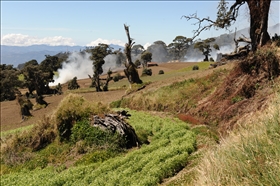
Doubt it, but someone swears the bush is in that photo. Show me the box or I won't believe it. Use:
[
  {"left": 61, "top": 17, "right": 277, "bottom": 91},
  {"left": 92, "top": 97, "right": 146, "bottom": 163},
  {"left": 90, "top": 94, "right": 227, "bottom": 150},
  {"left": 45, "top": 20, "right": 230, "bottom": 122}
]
[
  {"left": 158, "top": 70, "right": 164, "bottom": 75},
  {"left": 142, "top": 68, "right": 152, "bottom": 76},
  {"left": 192, "top": 65, "right": 199, "bottom": 70},
  {"left": 54, "top": 94, "right": 110, "bottom": 142},
  {"left": 68, "top": 77, "right": 80, "bottom": 90},
  {"left": 70, "top": 120, "right": 125, "bottom": 149},
  {"left": 209, "top": 57, "right": 214, "bottom": 62},
  {"left": 113, "top": 73, "right": 122, "bottom": 82}
]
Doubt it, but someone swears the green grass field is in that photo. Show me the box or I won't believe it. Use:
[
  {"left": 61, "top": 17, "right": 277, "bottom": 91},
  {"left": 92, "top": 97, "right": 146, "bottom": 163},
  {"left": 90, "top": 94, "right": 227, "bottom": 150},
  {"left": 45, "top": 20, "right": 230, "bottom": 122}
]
[{"left": 1, "top": 110, "right": 196, "bottom": 186}]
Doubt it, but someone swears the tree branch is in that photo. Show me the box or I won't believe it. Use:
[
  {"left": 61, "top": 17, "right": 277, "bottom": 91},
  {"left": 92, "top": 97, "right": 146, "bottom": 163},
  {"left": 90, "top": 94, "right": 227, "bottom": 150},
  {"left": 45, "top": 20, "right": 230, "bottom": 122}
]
[{"left": 182, "top": 0, "right": 246, "bottom": 40}]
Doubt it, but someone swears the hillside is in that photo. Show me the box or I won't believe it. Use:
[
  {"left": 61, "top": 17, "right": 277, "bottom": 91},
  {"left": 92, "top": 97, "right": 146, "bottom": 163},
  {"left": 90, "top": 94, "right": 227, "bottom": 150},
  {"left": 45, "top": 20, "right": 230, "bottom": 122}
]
[{"left": 1, "top": 45, "right": 280, "bottom": 186}]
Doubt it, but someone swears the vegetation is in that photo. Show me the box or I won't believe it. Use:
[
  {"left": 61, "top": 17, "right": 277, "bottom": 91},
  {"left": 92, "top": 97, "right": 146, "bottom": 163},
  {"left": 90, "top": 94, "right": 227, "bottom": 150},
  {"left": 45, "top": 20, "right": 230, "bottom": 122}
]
[
  {"left": 140, "top": 51, "right": 152, "bottom": 68},
  {"left": 67, "top": 77, "right": 80, "bottom": 90},
  {"left": 1, "top": 105, "right": 196, "bottom": 185},
  {"left": 0, "top": 64, "right": 22, "bottom": 101},
  {"left": 1, "top": 1, "right": 279, "bottom": 185},
  {"left": 194, "top": 93, "right": 280, "bottom": 185},
  {"left": 168, "top": 36, "right": 192, "bottom": 60},
  {"left": 88, "top": 43, "right": 113, "bottom": 92},
  {"left": 114, "top": 68, "right": 228, "bottom": 113},
  {"left": 194, "top": 38, "right": 219, "bottom": 61},
  {"left": 123, "top": 24, "right": 143, "bottom": 85},
  {"left": 183, "top": 0, "right": 272, "bottom": 51}
]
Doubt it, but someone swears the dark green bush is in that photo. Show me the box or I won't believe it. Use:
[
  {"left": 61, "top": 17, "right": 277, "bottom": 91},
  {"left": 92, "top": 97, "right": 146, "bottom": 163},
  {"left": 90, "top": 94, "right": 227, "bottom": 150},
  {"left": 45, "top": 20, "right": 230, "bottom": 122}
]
[
  {"left": 158, "top": 70, "right": 164, "bottom": 75},
  {"left": 54, "top": 94, "right": 110, "bottom": 142},
  {"left": 192, "top": 65, "right": 199, "bottom": 70},
  {"left": 142, "top": 68, "right": 152, "bottom": 76},
  {"left": 71, "top": 120, "right": 126, "bottom": 150},
  {"left": 68, "top": 77, "right": 80, "bottom": 90}
]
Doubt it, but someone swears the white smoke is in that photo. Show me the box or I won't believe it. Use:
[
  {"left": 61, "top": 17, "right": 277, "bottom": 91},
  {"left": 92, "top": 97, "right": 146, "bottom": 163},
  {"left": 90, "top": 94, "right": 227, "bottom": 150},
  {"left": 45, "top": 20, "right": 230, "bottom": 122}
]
[
  {"left": 49, "top": 52, "right": 124, "bottom": 86},
  {"left": 50, "top": 52, "right": 93, "bottom": 86}
]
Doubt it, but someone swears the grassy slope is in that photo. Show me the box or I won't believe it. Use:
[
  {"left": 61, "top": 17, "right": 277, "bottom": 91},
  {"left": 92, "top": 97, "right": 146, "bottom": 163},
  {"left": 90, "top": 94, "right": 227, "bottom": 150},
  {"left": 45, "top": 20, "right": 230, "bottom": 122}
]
[
  {"left": 1, "top": 111, "right": 196, "bottom": 186},
  {"left": 1, "top": 58, "right": 280, "bottom": 186}
]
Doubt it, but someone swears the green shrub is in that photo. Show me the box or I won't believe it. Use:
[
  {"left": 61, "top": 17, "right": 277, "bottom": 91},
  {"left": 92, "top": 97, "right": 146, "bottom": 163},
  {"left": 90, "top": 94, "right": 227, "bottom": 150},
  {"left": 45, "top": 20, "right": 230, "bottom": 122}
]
[
  {"left": 54, "top": 94, "right": 109, "bottom": 142},
  {"left": 142, "top": 68, "right": 152, "bottom": 76},
  {"left": 158, "top": 70, "right": 164, "bottom": 75},
  {"left": 209, "top": 57, "right": 214, "bottom": 62},
  {"left": 192, "top": 65, "right": 199, "bottom": 70},
  {"left": 113, "top": 73, "right": 121, "bottom": 82},
  {"left": 67, "top": 77, "right": 80, "bottom": 90},
  {"left": 70, "top": 119, "right": 125, "bottom": 148}
]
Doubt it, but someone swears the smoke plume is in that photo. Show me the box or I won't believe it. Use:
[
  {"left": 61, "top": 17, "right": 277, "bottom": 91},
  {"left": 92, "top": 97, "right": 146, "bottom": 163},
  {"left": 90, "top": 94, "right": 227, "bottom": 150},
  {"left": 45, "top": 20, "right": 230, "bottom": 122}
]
[{"left": 50, "top": 52, "right": 122, "bottom": 86}]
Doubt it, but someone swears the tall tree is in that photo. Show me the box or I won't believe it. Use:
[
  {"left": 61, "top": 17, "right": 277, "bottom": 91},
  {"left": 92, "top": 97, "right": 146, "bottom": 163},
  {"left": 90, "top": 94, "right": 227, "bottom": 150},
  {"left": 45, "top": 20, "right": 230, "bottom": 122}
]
[
  {"left": 183, "top": 0, "right": 272, "bottom": 51},
  {"left": 194, "top": 38, "right": 220, "bottom": 61},
  {"left": 0, "top": 64, "right": 21, "bottom": 101},
  {"left": 89, "top": 43, "right": 113, "bottom": 92},
  {"left": 131, "top": 44, "right": 145, "bottom": 56},
  {"left": 123, "top": 24, "right": 143, "bottom": 85},
  {"left": 21, "top": 58, "right": 54, "bottom": 98},
  {"left": 168, "top": 36, "right": 192, "bottom": 60},
  {"left": 147, "top": 40, "right": 169, "bottom": 62}
]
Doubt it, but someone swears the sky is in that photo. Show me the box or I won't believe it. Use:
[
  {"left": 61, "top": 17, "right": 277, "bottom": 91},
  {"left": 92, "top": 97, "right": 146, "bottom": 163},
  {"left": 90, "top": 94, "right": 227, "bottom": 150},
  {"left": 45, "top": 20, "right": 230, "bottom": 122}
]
[{"left": 1, "top": 1, "right": 279, "bottom": 48}]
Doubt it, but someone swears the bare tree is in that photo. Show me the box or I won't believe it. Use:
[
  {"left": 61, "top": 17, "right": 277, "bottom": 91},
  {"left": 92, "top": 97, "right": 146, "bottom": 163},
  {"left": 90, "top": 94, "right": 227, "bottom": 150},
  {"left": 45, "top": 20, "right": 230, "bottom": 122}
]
[
  {"left": 123, "top": 24, "right": 143, "bottom": 85},
  {"left": 183, "top": 0, "right": 271, "bottom": 51}
]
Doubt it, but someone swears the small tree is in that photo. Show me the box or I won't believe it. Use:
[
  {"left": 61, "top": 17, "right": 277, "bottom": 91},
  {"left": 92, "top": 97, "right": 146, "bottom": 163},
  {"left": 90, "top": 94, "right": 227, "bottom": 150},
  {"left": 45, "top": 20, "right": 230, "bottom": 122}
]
[
  {"left": 89, "top": 43, "right": 113, "bottom": 92},
  {"left": 194, "top": 38, "right": 219, "bottom": 61},
  {"left": 140, "top": 51, "right": 152, "bottom": 68}
]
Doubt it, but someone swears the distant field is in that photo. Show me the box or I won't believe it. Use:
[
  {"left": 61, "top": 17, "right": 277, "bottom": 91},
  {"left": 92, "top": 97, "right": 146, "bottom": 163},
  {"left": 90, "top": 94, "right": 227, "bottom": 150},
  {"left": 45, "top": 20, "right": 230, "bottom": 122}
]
[{"left": 1, "top": 61, "right": 227, "bottom": 132}]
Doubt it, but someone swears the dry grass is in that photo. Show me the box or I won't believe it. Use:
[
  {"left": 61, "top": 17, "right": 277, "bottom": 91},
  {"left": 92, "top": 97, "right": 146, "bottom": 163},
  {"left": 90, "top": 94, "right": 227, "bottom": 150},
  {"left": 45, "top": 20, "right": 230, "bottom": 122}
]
[{"left": 193, "top": 92, "right": 280, "bottom": 186}]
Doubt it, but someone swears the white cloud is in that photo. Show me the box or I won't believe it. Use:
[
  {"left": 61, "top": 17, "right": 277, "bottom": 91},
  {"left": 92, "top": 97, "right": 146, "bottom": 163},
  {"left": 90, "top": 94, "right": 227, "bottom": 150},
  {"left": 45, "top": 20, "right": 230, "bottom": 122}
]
[
  {"left": 144, "top": 42, "right": 151, "bottom": 49},
  {"left": 1, "top": 34, "right": 76, "bottom": 46},
  {"left": 86, "top": 38, "right": 125, "bottom": 47}
]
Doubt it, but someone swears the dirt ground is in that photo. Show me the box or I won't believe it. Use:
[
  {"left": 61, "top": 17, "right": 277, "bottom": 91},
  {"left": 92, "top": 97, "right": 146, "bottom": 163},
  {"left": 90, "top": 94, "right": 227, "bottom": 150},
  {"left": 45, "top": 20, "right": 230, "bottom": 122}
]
[{"left": 1, "top": 62, "right": 231, "bottom": 132}]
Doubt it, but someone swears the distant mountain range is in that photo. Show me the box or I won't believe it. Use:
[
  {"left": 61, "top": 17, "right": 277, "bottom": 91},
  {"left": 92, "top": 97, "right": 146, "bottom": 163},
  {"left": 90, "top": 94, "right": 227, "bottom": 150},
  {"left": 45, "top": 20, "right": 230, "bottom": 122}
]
[
  {"left": 0, "top": 44, "right": 124, "bottom": 67},
  {"left": 1, "top": 23, "right": 278, "bottom": 67}
]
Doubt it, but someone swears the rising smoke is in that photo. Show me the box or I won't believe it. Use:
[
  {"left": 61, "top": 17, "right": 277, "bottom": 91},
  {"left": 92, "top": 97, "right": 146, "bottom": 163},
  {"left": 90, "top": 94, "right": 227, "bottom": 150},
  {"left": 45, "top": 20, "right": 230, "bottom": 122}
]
[{"left": 50, "top": 52, "right": 122, "bottom": 86}]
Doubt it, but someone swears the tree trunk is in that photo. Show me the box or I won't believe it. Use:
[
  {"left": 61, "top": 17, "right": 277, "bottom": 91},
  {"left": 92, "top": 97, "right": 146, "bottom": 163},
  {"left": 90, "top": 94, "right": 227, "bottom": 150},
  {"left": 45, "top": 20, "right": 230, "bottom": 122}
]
[
  {"left": 246, "top": 0, "right": 271, "bottom": 51},
  {"left": 123, "top": 24, "right": 142, "bottom": 84}
]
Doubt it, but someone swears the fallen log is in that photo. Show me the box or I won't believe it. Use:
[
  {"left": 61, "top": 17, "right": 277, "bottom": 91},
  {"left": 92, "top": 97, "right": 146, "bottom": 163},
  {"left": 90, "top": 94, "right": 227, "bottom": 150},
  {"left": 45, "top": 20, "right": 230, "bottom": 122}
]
[{"left": 91, "top": 110, "right": 140, "bottom": 148}]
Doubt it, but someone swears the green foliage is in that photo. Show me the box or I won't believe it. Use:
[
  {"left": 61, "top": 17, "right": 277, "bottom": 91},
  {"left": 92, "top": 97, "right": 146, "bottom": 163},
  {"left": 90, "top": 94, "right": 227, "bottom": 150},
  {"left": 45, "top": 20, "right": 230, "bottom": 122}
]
[
  {"left": 142, "top": 68, "right": 152, "bottom": 76},
  {"left": 192, "top": 65, "right": 199, "bottom": 70},
  {"left": 113, "top": 73, "right": 122, "bottom": 82},
  {"left": 141, "top": 51, "right": 152, "bottom": 68},
  {"left": 0, "top": 64, "right": 22, "bottom": 101},
  {"left": 168, "top": 36, "right": 192, "bottom": 60},
  {"left": 117, "top": 69, "right": 228, "bottom": 113},
  {"left": 70, "top": 120, "right": 125, "bottom": 149},
  {"left": 21, "top": 59, "right": 54, "bottom": 97},
  {"left": 54, "top": 94, "right": 110, "bottom": 141},
  {"left": 1, "top": 111, "right": 196, "bottom": 186},
  {"left": 231, "top": 95, "right": 244, "bottom": 103},
  {"left": 194, "top": 38, "right": 219, "bottom": 61},
  {"left": 67, "top": 77, "right": 80, "bottom": 90},
  {"left": 89, "top": 43, "right": 113, "bottom": 92},
  {"left": 158, "top": 70, "right": 165, "bottom": 75}
]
